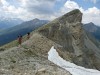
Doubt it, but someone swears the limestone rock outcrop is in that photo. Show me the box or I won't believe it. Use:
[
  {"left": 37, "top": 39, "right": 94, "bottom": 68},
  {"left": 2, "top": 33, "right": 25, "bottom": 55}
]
[{"left": 38, "top": 9, "right": 100, "bottom": 70}]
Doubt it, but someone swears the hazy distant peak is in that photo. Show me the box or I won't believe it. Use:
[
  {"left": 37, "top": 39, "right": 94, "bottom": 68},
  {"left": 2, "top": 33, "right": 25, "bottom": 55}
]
[
  {"left": 83, "top": 22, "right": 98, "bottom": 32},
  {"left": 87, "top": 22, "right": 95, "bottom": 26},
  {"left": 89, "top": 22, "right": 94, "bottom": 24},
  {"left": 32, "top": 18, "right": 40, "bottom": 21}
]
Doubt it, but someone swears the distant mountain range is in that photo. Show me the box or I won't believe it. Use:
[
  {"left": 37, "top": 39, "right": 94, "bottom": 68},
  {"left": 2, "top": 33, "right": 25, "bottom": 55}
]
[
  {"left": 0, "top": 17, "right": 100, "bottom": 46},
  {"left": 0, "top": 18, "right": 49, "bottom": 46},
  {"left": 0, "top": 18, "right": 23, "bottom": 30},
  {"left": 83, "top": 22, "right": 100, "bottom": 41}
]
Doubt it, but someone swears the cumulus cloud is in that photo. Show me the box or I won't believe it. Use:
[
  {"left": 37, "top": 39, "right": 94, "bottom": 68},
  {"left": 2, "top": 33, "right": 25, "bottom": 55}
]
[
  {"left": 0, "top": 0, "right": 30, "bottom": 20},
  {"left": 60, "top": 0, "right": 100, "bottom": 25},
  {"left": 61, "top": 0, "right": 80, "bottom": 14},
  {"left": 0, "top": 0, "right": 2, "bottom": 5},
  {"left": 0, "top": 0, "right": 60, "bottom": 20},
  {"left": 0, "top": 0, "right": 9, "bottom": 6},
  {"left": 0, "top": 0, "right": 100, "bottom": 25},
  {"left": 18, "top": 0, "right": 57, "bottom": 14},
  {"left": 82, "top": 7, "right": 100, "bottom": 25}
]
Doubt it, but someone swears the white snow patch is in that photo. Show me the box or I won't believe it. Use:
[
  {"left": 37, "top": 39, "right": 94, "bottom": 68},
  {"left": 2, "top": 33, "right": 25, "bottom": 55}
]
[{"left": 48, "top": 46, "right": 100, "bottom": 75}]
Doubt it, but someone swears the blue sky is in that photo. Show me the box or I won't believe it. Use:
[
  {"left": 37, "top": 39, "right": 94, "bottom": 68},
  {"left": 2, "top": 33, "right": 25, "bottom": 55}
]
[
  {"left": 74, "top": 0, "right": 100, "bottom": 9},
  {"left": 0, "top": 0, "right": 100, "bottom": 25},
  {"left": 55, "top": 0, "right": 100, "bottom": 10}
]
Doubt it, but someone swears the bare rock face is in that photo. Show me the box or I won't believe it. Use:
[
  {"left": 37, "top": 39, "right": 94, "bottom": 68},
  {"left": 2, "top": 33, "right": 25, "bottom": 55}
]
[
  {"left": 38, "top": 9, "right": 100, "bottom": 70},
  {"left": 38, "top": 9, "right": 84, "bottom": 55},
  {"left": 38, "top": 9, "right": 83, "bottom": 51}
]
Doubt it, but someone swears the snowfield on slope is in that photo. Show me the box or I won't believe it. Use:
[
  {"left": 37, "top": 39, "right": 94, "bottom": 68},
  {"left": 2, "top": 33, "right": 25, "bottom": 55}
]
[{"left": 48, "top": 46, "right": 100, "bottom": 75}]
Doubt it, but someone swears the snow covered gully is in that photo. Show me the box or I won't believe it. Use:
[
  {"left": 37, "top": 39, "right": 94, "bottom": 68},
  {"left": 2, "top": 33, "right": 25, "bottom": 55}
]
[{"left": 48, "top": 46, "right": 100, "bottom": 75}]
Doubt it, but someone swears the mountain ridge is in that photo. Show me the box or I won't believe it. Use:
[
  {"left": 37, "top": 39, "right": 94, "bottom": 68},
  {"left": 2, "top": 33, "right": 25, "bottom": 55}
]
[
  {"left": 83, "top": 22, "right": 100, "bottom": 41},
  {"left": 37, "top": 9, "right": 100, "bottom": 70},
  {"left": 0, "top": 9, "right": 100, "bottom": 75},
  {"left": 0, "top": 18, "right": 23, "bottom": 30}
]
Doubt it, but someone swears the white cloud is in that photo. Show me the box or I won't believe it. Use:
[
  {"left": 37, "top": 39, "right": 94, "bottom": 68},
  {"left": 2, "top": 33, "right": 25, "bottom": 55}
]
[
  {"left": 0, "top": 0, "right": 59, "bottom": 21},
  {"left": 60, "top": 0, "right": 84, "bottom": 15},
  {"left": 91, "top": 0, "right": 97, "bottom": 4},
  {"left": 64, "top": 0, "right": 79, "bottom": 9},
  {"left": 60, "top": 0, "right": 100, "bottom": 25},
  {"left": 0, "top": 0, "right": 9, "bottom": 6},
  {"left": 17, "top": 0, "right": 56, "bottom": 14},
  {"left": 0, "top": 0, "right": 30, "bottom": 20},
  {"left": 0, "top": 0, "right": 2, "bottom": 5},
  {"left": 82, "top": 7, "right": 100, "bottom": 25},
  {"left": 0, "top": 0, "right": 100, "bottom": 25}
]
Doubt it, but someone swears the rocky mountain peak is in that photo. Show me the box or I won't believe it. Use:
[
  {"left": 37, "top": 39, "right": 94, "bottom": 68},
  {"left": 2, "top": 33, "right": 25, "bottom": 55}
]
[
  {"left": 38, "top": 9, "right": 100, "bottom": 69},
  {"left": 32, "top": 18, "right": 39, "bottom": 21},
  {"left": 59, "top": 9, "right": 82, "bottom": 23},
  {"left": 38, "top": 9, "right": 84, "bottom": 50},
  {"left": 84, "top": 22, "right": 98, "bottom": 32}
]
